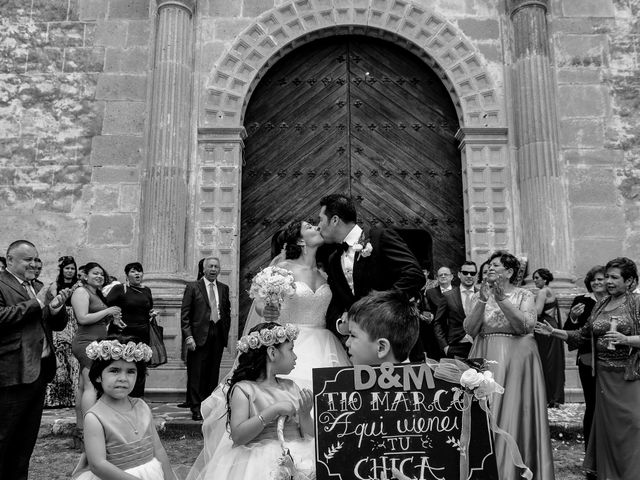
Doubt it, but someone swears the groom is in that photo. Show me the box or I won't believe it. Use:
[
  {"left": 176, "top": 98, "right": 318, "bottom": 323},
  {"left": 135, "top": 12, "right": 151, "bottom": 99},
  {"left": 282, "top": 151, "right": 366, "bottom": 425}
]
[{"left": 318, "top": 194, "right": 425, "bottom": 338}]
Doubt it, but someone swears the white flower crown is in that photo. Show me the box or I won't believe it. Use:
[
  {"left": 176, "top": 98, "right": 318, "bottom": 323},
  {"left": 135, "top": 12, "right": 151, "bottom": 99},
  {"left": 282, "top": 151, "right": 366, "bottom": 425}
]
[
  {"left": 236, "top": 323, "right": 299, "bottom": 354},
  {"left": 86, "top": 339, "right": 153, "bottom": 363}
]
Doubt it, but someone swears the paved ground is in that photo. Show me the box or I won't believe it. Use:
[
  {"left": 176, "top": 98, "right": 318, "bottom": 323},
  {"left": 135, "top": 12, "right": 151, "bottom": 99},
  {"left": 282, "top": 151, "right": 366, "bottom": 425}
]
[{"left": 41, "top": 401, "right": 585, "bottom": 437}]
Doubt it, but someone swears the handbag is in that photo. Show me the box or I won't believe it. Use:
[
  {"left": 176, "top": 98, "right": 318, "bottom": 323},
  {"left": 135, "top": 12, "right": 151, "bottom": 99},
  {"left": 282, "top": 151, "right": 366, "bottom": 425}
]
[
  {"left": 624, "top": 294, "right": 640, "bottom": 381},
  {"left": 148, "top": 316, "right": 168, "bottom": 367}
]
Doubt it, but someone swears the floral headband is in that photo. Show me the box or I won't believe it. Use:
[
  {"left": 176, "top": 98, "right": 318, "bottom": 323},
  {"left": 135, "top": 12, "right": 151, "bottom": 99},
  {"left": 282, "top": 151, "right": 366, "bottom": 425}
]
[
  {"left": 236, "top": 323, "right": 299, "bottom": 354},
  {"left": 86, "top": 339, "right": 153, "bottom": 363}
]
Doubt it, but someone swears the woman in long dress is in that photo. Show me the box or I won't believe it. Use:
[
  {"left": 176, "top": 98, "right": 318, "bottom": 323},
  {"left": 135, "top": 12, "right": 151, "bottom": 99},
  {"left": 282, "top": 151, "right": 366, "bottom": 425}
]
[
  {"left": 532, "top": 268, "right": 565, "bottom": 407},
  {"left": 536, "top": 257, "right": 640, "bottom": 480},
  {"left": 563, "top": 265, "right": 606, "bottom": 445},
  {"left": 464, "top": 251, "right": 555, "bottom": 480},
  {"left": 251, "top": 220, "right": 351, "bottom": 390},
  {"left": 44, "top": 255, "right": 80, "bottom": 408}
]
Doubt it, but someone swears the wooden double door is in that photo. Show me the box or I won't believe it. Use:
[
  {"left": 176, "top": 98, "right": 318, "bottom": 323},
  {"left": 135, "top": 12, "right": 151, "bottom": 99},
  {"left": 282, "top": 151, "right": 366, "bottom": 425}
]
[{"left": 240, "top": 36, "right": 463, "bottom": 327}]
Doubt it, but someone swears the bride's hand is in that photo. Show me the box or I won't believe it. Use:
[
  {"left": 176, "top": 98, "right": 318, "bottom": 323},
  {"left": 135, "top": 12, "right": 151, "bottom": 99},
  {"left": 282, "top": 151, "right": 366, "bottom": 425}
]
[{"left": 262, "top": 304, "right": 280, "bottom": 321}]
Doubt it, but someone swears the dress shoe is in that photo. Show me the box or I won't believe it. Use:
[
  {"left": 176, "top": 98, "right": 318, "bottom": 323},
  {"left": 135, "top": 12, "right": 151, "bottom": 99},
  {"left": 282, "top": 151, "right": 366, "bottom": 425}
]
[
  {"left": 192, "top": 412, "right": 203, "bottom": 421},
  {"left": 177, "top": 402, "right": 190, "bottom": 408}
]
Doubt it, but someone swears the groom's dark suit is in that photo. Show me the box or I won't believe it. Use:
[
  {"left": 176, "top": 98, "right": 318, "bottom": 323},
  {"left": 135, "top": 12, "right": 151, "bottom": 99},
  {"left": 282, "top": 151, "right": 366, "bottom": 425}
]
[
  {"left": 0, "top": 270, "right": 67, "bottom": 480},
  {"left": 325, "top": 227, "right": 424, "bottom": 337}
]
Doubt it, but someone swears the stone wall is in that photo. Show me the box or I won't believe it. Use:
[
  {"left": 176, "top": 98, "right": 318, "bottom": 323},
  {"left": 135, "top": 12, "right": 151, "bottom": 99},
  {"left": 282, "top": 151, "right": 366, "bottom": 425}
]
[
  {"left": 552, "top": 0, "right": 640, "bottom": 280},
  {"left": 0, "top": 0, "right": 152, "bottom": 280}
]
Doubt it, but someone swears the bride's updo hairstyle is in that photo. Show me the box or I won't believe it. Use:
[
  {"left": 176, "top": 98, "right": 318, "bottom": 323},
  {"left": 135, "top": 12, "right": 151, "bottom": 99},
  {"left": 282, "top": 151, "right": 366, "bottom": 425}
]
[
  {"left": 283, "top": 221, "right": 304, "bottom": 260},
  {"left": 225, "top": 322, "right": 285, "bottom": 429}
]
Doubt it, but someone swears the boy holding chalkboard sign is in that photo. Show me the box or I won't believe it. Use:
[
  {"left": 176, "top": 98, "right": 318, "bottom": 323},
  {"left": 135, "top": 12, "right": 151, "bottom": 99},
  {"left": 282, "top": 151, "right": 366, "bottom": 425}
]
[{"left": 345, "top": 290, "right": 420, "bottom": 365}]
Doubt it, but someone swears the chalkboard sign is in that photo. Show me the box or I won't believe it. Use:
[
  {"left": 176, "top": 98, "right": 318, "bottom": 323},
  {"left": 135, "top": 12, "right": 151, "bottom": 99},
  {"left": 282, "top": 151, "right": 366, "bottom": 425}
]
[{"left": 313, "top": 363, "right": 498, "bottom": 480}]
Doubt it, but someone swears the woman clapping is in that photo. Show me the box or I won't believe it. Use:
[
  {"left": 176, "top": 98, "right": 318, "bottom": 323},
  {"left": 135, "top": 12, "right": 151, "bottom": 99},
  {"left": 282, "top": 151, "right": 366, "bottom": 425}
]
[{"left": 465, "top": 251, "right": 555, "bottom": 480}]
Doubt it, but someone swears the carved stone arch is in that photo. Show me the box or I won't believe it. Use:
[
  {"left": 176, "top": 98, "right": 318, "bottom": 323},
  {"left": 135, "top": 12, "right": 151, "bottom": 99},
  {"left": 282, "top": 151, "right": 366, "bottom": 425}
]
[{"left": 200, "top": 0, "right": 503, "bottom": 129}]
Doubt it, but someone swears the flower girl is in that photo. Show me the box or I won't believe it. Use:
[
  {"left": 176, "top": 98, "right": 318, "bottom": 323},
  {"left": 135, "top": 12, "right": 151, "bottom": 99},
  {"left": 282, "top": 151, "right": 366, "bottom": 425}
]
[
  {"left": 72, "top": 336, "right": 176, "bottom": 480},
  {"left": 187, "top": 322, "right": 315, "bottom": 480}
]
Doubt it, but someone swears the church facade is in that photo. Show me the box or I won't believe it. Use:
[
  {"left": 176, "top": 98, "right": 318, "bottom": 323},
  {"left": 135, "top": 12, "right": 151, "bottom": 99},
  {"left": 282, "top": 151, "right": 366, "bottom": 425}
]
[{"left": 1, "top": 0, "right": 638, "bottom": 398}]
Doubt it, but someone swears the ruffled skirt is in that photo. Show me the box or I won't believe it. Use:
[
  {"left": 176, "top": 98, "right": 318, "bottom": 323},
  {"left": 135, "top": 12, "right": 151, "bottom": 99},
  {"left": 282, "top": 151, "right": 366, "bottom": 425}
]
[
  {"left": 74, "top": 457, "right": 164, "bottom": 480},
  {"left": 189, "top": 436, "right": 315, "bottom": 480}
]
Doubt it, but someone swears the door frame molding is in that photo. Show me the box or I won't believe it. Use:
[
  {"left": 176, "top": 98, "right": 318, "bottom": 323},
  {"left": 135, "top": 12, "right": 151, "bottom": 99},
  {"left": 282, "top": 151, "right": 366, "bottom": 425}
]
[{"left": 193, "top": 1, "right": 515, "bottom": 347}]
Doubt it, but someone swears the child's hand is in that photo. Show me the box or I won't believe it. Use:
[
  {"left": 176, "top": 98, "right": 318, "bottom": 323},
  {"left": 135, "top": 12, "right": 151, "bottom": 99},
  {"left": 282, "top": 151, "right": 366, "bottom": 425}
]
[
  {"left": 273, "top": 401, "right": 296, "bottom": 418},
  {"left": 298, "top": 388, "right": 313, "bottom": 416}
]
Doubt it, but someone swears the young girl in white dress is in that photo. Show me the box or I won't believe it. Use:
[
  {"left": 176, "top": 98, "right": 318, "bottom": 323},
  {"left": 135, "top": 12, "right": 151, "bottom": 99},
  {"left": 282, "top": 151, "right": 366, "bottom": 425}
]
[
  {"left": 186, "top": 322, "right": 315, "bottom": 480},
  {"left": 72, "top": 337, "right": 176, "bottom": 480}
]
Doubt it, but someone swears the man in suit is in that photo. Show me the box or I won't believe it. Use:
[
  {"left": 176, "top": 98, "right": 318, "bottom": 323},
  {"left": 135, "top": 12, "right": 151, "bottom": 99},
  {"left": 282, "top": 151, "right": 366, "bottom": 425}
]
[
  {"left": 181, "top": 256, "right": 231, "bottom": 421},
  {"left": 0, "top": 240, "right": 70, "bottom": 480},
  {"left": 318, "top": 194, "right": 425, "bottom": 338},
  {"left": 433, "top": 261, "right": 478, "bottom": 359},
  {"left": 417, "top": 266, "right": 456, "bottom": 360}
]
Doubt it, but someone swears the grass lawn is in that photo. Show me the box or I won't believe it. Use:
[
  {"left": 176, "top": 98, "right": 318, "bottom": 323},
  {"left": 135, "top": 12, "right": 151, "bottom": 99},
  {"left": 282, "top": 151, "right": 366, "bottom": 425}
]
[{"left": 28, "top": 430, "right": 584, "bottom": 479}]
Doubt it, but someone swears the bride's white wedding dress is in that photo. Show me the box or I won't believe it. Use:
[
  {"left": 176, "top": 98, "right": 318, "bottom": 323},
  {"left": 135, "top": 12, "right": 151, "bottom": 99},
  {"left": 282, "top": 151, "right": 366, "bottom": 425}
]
[
  {"left": 185, "top": 281, "right": 349, "bottom": 480},
  {"left": 278, "top": 281, "right": 351, "bottom": 390}
]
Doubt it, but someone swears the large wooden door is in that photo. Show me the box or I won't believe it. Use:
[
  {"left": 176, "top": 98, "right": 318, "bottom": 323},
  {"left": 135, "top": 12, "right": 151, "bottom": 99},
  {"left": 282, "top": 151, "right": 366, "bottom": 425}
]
[{"left": 241, "top": 36, "right": 463, "bottom": 328}]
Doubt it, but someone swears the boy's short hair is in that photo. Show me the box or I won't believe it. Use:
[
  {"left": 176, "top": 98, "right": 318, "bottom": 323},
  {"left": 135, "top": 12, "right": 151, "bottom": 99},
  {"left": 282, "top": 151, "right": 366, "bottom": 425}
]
[{"left": 348, "top": 290, "right": 420, "bottom": 362}]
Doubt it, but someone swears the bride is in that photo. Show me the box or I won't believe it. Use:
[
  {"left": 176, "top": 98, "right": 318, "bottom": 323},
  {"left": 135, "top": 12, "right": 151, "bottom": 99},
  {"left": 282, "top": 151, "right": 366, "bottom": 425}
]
[
  {"left": 246, "top": 220, "right": 351, "bottom": 390},
  {"left": 185, "top": 221, "right": 349, "bottom": 480}
]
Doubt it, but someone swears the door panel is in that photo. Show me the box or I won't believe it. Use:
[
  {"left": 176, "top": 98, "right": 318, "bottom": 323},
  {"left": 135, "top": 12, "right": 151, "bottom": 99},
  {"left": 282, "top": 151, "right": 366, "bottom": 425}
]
[{"left": 241, "top": 36, "right": 463, "bottom": 331}]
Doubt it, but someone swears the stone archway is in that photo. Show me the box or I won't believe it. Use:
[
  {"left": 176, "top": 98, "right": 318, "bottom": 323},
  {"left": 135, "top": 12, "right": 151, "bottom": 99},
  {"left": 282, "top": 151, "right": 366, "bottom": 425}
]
[
  {"left": 200, "top": 1, "right": 503, "bottom": 129},
  {"left": 194, "top": 0, "right": 514, "bottom": 346}
]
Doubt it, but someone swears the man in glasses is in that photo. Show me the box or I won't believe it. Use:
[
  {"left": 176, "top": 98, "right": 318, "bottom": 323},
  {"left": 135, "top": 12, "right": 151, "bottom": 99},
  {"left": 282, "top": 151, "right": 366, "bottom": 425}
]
[
  {"left": 418, "top": 266, "right": 455, "bottom": 360},
  {"left": 433, "top": 261, "right": 478, "bottom": 359}
]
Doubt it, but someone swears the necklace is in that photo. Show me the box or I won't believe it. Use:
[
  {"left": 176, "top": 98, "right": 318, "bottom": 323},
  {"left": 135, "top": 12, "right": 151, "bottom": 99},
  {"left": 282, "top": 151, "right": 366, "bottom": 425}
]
[{"left": 102, "top": 398, "right": 139, "bottom": 434}]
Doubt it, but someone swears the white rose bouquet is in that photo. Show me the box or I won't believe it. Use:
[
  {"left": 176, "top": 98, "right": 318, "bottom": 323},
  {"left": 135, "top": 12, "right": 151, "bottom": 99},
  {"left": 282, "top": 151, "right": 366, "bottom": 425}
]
[
  {"left": 249, "top": 266, "right": 296, "bottom": 308},
  {"left": 460, "top": 368, "right": 504, "bottom": 400}
]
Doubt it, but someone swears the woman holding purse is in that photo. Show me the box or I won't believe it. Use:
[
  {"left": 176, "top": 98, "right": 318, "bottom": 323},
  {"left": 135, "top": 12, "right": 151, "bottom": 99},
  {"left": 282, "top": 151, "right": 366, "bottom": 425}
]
[{"left": 106, "top": 262, "right": 156, "bottom": 397}]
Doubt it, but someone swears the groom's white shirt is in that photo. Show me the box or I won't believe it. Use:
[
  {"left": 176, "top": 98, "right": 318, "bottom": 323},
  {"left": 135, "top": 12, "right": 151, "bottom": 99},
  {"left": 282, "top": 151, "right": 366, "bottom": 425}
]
[{"left": 341, "top": 224, "right": 363, "bottom": 293}]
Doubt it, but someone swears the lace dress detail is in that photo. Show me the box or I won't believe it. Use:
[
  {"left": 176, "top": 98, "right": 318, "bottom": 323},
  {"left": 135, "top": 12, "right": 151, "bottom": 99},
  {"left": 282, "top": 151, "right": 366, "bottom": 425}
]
[
  {"left": 278, "top": 282, "right": 350, "bottom": 390},
  {"left": 279, "top": 282, "right": 332, "bottom": 327}
]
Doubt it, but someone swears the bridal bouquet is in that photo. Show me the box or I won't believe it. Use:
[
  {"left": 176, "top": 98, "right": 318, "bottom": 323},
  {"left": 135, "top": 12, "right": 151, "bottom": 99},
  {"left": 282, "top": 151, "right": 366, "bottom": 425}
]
[{"left": 249, "top": 266, "right": 296, "bottom": 307}]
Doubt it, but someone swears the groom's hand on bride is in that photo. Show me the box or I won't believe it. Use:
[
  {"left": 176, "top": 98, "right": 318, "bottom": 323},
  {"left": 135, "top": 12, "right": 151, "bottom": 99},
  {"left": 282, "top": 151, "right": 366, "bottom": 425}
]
[{"left": 262, "top": 304, "right": 280, "bottom": 321}]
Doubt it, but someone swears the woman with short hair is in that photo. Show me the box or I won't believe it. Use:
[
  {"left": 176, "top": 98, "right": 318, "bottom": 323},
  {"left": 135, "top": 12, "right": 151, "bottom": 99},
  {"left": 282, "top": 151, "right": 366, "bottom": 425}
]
[
  {"left": 465, "top": 251, "right": 555, "bottom": 480},
  {"left": 563, "top": 265, "right": 606, "bottom": 445},
  {"left": 536, "top": 257, "right": 640, "bottom": 479}
]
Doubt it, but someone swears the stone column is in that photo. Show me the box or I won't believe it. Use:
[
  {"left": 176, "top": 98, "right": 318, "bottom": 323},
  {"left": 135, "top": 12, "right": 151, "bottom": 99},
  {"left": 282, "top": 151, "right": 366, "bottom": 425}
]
[
  {"left": 140, "top": 0, "right": 196, "bottom": 282},
  {"left": 509, "top": 0, "right": 573, "bottom": 283}
]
